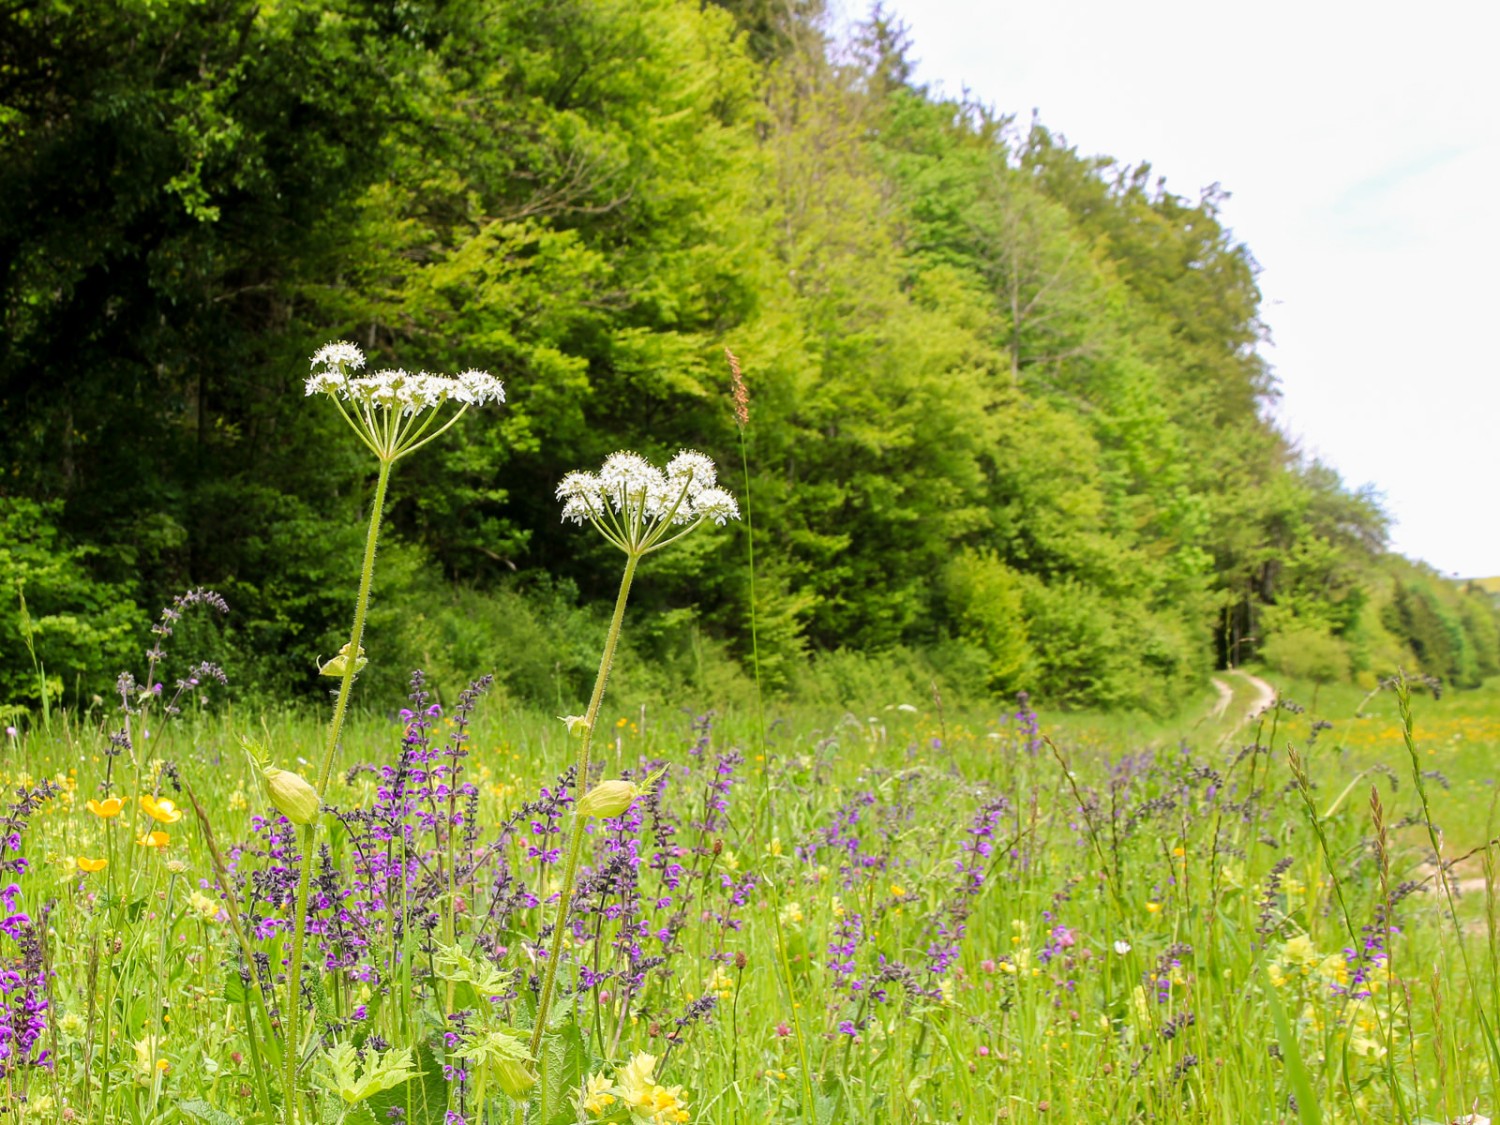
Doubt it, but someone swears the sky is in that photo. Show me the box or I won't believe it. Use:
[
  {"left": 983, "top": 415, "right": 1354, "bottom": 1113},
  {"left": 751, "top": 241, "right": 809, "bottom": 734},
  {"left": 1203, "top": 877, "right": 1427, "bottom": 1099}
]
[{"left": 872, "top": 0, "right": 1500, "bottom": 577}]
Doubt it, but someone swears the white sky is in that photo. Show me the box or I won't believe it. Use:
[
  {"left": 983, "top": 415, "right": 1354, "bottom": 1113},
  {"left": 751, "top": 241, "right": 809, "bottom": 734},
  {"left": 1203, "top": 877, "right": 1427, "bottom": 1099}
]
[{"left": 873, "top": 0, "right": 1500, "bottom": 577}]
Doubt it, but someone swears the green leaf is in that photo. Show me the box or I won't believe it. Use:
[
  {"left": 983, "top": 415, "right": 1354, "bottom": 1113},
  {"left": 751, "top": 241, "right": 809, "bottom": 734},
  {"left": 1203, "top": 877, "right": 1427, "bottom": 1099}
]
[
  {"left": 178, "top": 1100, "right": 244, "bottom": 1125},
  {"left": 222, "top": 963, "right": 246, "bottom": 1005},
  {"left": 1261, "top": 964, "right": 1322, "bottom": 1125},
  {"left": 362, "top": 1042, "right": 449, "bottom": 1125},
  {"left": 541, "top": 1019, "right": 589, "bottom": 1125}
]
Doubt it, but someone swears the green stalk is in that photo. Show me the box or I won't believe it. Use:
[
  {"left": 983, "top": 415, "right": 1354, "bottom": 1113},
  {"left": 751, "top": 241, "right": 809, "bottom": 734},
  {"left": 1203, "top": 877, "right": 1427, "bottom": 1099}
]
[
  {"left": 283, "top": 457, "right": 393, "bottom": 1125},
  {"left": 736, "top": 430, "right": 771, "bottom": 837},
  {"left": 529, "top": 552, "right": 639, "bottom": 1060},
  {"left": 768, "top": 879, "right": 816, "bottom": 1124}
]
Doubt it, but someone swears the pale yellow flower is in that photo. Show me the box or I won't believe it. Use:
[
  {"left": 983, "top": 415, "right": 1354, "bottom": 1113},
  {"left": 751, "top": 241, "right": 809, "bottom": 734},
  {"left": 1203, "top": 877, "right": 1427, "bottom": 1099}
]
[
  {"left": 188, "top": 890, "right": 220, "bottom": 922},
  {"left": 704, "top": 966, "right": 734, "bottom": 1001},
  {"left": 581, "top": 1072, "right": 617, "bottom": 1117}
]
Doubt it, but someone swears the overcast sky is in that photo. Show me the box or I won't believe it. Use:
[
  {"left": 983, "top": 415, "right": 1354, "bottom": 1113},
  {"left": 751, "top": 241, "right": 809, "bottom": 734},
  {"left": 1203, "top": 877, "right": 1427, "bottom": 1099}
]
[{"left": 872, "top": 0, "right": 1499, "bottom": 577}]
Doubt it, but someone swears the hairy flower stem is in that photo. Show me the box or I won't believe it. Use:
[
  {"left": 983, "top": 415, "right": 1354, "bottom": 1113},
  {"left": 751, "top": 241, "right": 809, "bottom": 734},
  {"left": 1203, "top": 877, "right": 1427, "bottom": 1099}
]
[
  {"left": 283, "top": 458, "right": 393, "bottom": 1125},
  {"left": 530, "top": 552, "right": 639, "bottom": 1061}
]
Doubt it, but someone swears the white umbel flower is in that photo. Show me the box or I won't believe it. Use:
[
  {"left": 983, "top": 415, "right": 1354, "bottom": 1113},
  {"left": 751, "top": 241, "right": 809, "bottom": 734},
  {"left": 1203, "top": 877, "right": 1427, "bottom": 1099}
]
[
  {"left": 304, "top": 341, "right": 503, "bottom": 462},
  {"left": 556, "top": 449, "right": 738, "bottom": 555}
]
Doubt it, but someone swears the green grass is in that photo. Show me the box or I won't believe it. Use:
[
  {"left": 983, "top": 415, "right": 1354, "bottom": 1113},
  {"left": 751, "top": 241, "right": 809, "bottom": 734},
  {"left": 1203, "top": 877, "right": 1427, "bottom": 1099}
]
[{"left": 3, "top": 675, "right": 1499, "bottom": 1122}]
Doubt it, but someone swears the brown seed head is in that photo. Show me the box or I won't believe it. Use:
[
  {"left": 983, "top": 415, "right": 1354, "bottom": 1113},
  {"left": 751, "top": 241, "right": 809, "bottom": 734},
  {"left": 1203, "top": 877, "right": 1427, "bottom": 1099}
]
[{"left": 726, "top": 348, "right": 749, "bottom": 428}]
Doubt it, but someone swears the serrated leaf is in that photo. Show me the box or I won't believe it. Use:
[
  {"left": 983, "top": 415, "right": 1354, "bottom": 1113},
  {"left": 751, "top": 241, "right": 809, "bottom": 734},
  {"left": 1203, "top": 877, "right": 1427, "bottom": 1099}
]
[
  {"left": 363, "top": 1042, "right": 449, "bottom": 1125},
  {"left": 541, "top": 1019, "right": 588, "bottom": 1125},
  {"left": 179, "top": 1100, "right": 244, "bottom": 1125},
  {"left": 223, "top": 962, "right": 246, "bottom": 1005}
]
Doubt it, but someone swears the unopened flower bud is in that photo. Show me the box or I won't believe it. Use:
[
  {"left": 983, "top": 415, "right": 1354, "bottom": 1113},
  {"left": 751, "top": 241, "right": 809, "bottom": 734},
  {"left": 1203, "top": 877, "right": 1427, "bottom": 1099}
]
[
  {"left": 494, "top": 1055, "right": 537, "bottom": 1098},
  {"left": 734, "top": 951, "right": 747, "bottom": 970},
  {"left": 318, "top": 643, "right": 368, "bottom": 679},
  {"left": 262, "top": 766, "right": 320, "bottom": 825},
  {"left": 575, "top": 779, "right": 640, "bottom": 819}
]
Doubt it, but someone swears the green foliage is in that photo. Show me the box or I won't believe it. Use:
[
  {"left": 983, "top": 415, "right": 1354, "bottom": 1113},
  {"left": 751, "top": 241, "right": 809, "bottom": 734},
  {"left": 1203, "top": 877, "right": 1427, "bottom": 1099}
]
[
  {"left": 943, "top": 549, "right": 1031, "bottom": 693},
  {"left": 0, "top": 0, "right": 1480, "bottom": 711},
  {"left": 1260, "top": 619, "right": 1351, "bottom": 686},
  {"left": 0, "top": 499, "right": 143, "bottom": 711}
]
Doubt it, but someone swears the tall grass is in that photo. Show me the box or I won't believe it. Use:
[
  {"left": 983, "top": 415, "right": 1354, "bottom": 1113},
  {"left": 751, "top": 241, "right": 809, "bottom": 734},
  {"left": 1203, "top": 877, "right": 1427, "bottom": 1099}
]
[{"left": 2, "top": 672, "right": 1497, "bottom": 1122}]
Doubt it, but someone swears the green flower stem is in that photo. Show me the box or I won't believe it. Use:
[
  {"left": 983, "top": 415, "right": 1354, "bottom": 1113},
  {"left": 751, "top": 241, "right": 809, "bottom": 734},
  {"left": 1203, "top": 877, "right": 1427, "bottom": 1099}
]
[
  {"left": 735, "top": 431, "right": 771, "bottom": 835},
  {"left": 283, "top": 457, "right": 393, "bottom": 1125},
  {"left": 529, "top": 551, "right": 639, "bottom": 1061}
]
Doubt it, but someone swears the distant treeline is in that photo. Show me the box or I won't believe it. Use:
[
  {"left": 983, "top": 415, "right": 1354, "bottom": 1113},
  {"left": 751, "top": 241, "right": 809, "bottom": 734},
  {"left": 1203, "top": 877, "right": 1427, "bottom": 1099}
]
[{"left": 2, "top": 0, "right": 1496, "bottom": 712}]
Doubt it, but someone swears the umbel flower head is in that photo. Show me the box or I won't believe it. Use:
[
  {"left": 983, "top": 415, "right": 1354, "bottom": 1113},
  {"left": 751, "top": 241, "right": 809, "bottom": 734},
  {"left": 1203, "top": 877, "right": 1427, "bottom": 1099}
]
[
  {"left": 557, "top": 450, "right": 738, "bottom": 556},
  {"left": 305, "top": 341, "right": 504, "bottom": 463}
]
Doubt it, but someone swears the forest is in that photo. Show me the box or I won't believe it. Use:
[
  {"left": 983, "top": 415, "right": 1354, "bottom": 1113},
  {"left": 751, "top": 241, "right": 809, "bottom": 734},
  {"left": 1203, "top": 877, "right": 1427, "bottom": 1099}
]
[{"left": 2, "top": 0, "right": 1496, "bottom": 714}]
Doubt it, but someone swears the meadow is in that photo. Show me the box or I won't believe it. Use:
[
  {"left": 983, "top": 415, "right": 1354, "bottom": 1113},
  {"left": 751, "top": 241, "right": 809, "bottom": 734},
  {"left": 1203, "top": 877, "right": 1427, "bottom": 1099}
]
[
  {"left": 5, "top": 347, "right": 1499, "bottom": 1125},
  {"left": 5, "top": 618, "right": 1500, "bottom": 1123}
]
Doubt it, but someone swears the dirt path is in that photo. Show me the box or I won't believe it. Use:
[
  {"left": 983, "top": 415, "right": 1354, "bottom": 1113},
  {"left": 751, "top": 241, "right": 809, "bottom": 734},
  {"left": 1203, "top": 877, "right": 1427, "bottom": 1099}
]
[
  {"left": 1209, "top": 677, "right": 1234, "bottom": 720},
  {"left": 1212, "top": 669, "right": 1276, "bottom": 739}
]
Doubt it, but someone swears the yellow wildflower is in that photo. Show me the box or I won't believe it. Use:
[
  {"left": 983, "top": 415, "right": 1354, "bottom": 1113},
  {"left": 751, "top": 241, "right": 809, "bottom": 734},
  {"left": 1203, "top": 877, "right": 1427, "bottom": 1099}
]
[
  {"left": 76, "top": 856, "right": 107, "bottom": 874},
  {"left": 778, "top": 901, "right": 803, "bottom": 928},
  {"left": 704, "top": 966, "right": 734, "bottom": 1001},
  {"left": 616, "top": 1052, "right": 690, "bottom": 1124},
  {"left": 581, "top": 1072, "right": 617, "bottom": 1117},
  {"left": 188, "top": 890, "right": 219, "bottom": 922},
  {"left": 133, "top": 1034, "right": 166, "bottom": 1084},
  {"left": 137, "top": 830, "right": 169, "bottom": 849},
  {"left": 1280, "top": 934, "right": 1320, "bottom": 972},
  {"left": 86, "top": 797, "right": 125, "bottom": 819},
  {"left": 140, "top": 795, "right": 183, "bottom": 825}
]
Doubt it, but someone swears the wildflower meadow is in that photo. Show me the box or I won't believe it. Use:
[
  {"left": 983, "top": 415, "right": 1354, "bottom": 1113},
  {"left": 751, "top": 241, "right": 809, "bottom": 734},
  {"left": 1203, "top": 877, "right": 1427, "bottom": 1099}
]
[{"left": 0, "top": 342, "right": 1493, "bottom": 1125}]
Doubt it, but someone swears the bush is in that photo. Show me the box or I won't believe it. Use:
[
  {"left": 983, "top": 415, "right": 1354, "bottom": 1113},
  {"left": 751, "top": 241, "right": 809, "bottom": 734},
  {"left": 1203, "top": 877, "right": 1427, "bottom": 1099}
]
[
  {"left": 943, "top": 549, "right": 1032, "bottom": 694},
  {"left": 0, "top": 498, "right": 145, "bottom": 714},
  {"left": 1260, "top": 620, "right": 1351, "bottom": 686}
]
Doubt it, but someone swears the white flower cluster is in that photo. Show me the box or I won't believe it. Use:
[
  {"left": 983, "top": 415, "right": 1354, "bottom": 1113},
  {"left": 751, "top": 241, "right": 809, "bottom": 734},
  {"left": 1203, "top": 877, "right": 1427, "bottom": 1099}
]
[
  {"left": 305, "top": 342, "right": 504, "bottom": 414},
  {"left": 559, "top": 450, "right": 739, "bottom": 526},
  {"left": 557, "top": 450, "right": 738, "bottom": 554}
]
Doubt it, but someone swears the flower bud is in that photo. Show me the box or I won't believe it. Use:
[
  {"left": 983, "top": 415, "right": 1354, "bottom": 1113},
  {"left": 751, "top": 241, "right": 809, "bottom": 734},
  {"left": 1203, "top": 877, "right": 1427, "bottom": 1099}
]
[
  {"left": 575, "top": 779, "right": 640, "bottom": 819},
  {"left": 493, "top": 1055, "right": 537, "bottom": 1099},
  {"left": 263, "top": 766, "right": 321, "bottom": 825},
  {"left": 319, "top": 643, "right": 368, "bottom": 679}
]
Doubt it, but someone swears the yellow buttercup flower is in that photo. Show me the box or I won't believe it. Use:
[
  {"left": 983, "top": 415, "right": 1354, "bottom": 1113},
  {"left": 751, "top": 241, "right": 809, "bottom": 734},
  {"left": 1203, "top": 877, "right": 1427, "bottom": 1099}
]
[
  {"left": 140, "top": 795, "right": 183, "bottom": 824},
  {"left": 137, "top": 830, "right": 170, "bottom": 849},
  {"left": 76, "top": 856, "right": 108, "bottom": 873},
  {"left": 86, "top": 797, "right": 125, "bottom": 819}
]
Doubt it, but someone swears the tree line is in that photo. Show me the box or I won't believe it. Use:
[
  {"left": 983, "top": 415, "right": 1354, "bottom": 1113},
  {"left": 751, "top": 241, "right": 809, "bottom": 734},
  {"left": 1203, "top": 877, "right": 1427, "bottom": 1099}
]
[{"left": 1, "top": 0, "right": 1494, "bottom": 712}]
